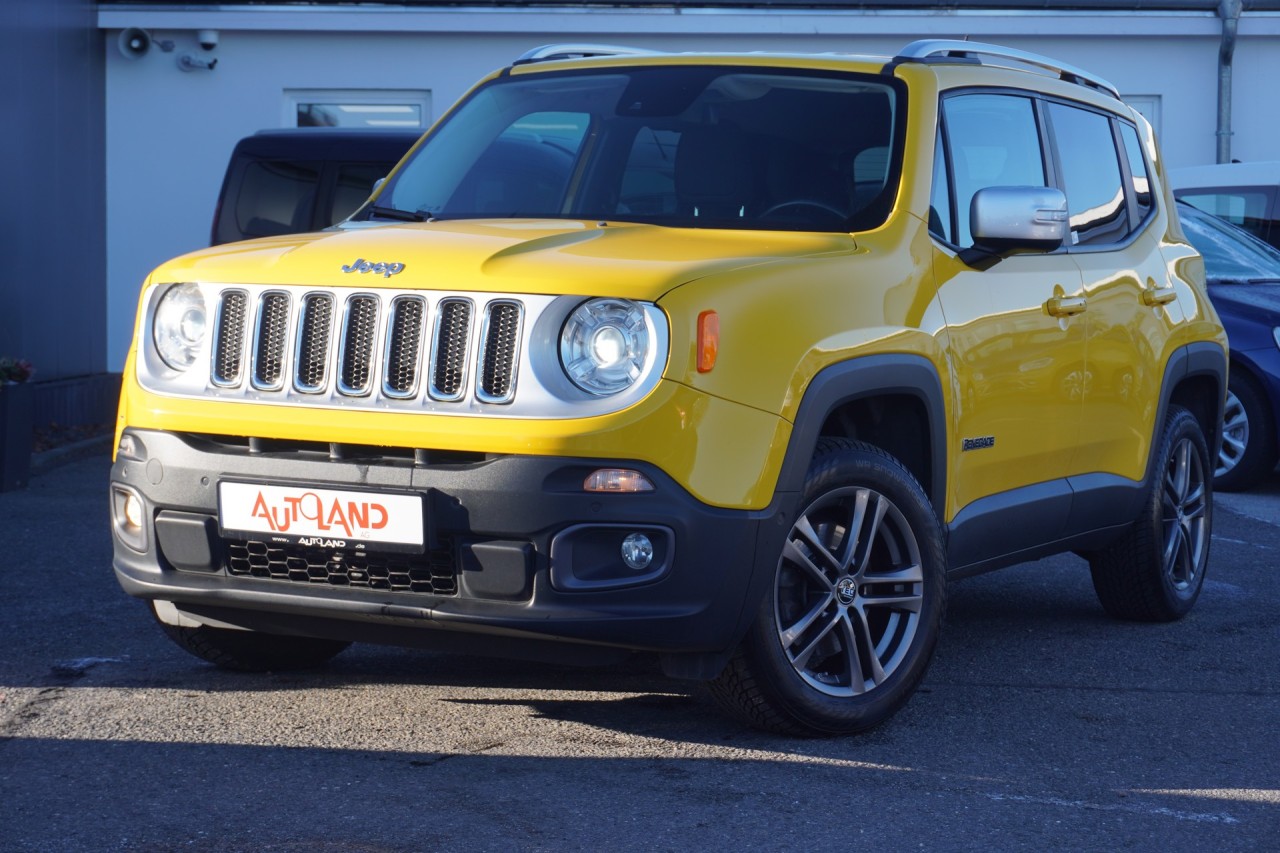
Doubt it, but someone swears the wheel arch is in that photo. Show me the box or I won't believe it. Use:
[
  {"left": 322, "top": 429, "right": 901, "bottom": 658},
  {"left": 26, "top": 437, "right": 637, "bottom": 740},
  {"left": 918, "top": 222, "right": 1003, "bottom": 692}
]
[
  {"left": 775, "top": 354, "right": 947, "bottom": 518},
  {"left": 1154, "top": 341, "right": 1227, "bottom": 484}
]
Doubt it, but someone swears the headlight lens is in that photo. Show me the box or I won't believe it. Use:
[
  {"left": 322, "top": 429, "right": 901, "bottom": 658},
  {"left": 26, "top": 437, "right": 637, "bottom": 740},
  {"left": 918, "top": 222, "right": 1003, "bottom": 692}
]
[
  {"left": 560, "top": 298, "right": 652, "bottom": 396},
  {"left": 153, "top": 283, "right": 207, "bottom": 371}
]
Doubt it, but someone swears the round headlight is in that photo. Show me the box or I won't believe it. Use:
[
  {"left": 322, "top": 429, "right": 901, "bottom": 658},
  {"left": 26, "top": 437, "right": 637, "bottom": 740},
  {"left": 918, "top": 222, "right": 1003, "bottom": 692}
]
[
  {"left": 560, "top": 298, "right": 652, "bottom": 396},
  {"left": 153, "top": 283, "right": 207, "bottom": 371}
]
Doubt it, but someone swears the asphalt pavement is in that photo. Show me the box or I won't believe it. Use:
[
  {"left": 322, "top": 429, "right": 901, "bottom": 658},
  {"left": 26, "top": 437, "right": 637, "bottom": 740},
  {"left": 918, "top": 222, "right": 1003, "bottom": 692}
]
[{"left": 1, "top": 447, "right": 1276, "bottom": 851}]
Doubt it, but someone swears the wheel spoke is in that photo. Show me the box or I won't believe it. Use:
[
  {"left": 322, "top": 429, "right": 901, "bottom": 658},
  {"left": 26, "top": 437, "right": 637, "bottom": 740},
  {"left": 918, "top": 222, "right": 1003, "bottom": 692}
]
[
  {"left": 862, "top": 589, "right": 925, "bottom": 613},
  {"left": 848, "top": 606, "right": 887, "bottom": 686},
  {"left": 835, "top": 488, "right": 871, "bottom": 571},
  {"left": 778, "top": 592, "right": 835, "bottom": 649},
  {"left": 837, "top": 613, "right": 867, "bottom": 694},
  {"left": 865, "top": 563, "right": 924, "bottom": 585},
  {"left": 850, "top": 493, "right": 889, "bottom": 576},
  {"left": 1167, "top": 440, "right": 1191, "bottom": 502},
  {"left": 792, "top": 515, "right": 842, "bottom": 576},
  {"left": 789, "top": 609, "right": 841, "bottom": 670},
  {"left": 782, "top": 536, "right": 837, "bottom": 590}
]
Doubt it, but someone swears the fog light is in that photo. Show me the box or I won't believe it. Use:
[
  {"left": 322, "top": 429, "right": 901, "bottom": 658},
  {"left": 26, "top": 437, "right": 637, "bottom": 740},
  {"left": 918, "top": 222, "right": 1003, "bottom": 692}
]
[
  {"left": 111, "top": 485, "right": 148, "bottom": 553},
  {"left": 584, "top": 469, "right": 655, "bottom": 493},
  {"left": 123, "top": 493, "right": 144, "bottom": 529},
  {"left": 621, "top": 532, "right": 654, "bottom": 570}
]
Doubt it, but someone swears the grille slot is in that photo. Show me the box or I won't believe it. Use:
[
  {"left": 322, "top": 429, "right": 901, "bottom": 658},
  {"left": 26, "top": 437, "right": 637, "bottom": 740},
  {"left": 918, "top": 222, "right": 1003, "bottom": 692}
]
[
  {"left": 212, "top": 290, "right": 248, "bottom": 386},
  {"left": 383, "top": 297, "right": 426, "bottom": 398},
  {"left": 252, "top": 291, "right": 291, "bottom": 389},
  {"left": 225, "top": 538, "right": 457, "bottom": 596},
  {"left": 430, "top": 299, "right": 473, "bottom": 401},
  {"left": 339, "top": 295, "right": 380, "bottom": 396},
  {"left": 477, "top": 301, "right": 522, "bottom": 403},
  {"left": 295, "top": 294, "right": 333, "bottom": 393}
]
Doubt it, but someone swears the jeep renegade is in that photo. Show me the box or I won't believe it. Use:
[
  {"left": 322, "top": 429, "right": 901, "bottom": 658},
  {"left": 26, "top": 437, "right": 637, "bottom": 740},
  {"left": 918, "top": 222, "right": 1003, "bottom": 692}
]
[{"left": 110, "top": 41, "right": 1227, "bottom": 735}]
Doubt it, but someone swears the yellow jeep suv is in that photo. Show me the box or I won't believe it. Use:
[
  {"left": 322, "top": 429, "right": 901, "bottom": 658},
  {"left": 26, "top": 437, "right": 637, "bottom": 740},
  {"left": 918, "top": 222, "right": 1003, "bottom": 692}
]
[{"left": 110, "top": 40, "right": 1226, "bottom": 735}]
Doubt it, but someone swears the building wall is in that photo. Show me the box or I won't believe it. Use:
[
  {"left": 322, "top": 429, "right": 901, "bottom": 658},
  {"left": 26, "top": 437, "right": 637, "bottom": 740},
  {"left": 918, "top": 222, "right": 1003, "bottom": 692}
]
[
  {"left": 96, "top": 7, "right": 1280, "bottom": 369},
  {"left": 1, "top": 0, "right": 106, "bottom": 387}
]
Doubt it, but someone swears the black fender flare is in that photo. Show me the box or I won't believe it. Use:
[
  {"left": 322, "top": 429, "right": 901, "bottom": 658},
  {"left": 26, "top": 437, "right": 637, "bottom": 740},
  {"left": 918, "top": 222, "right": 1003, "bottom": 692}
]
[{"left": 773, "top": 353, "right": 948, "bottom": 517}]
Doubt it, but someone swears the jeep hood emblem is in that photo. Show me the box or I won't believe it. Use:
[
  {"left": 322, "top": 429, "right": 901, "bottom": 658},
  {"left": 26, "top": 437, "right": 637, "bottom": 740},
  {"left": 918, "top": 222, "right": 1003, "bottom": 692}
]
[{"left": 342, "top": 258, "right": 405, "bottom": 278}]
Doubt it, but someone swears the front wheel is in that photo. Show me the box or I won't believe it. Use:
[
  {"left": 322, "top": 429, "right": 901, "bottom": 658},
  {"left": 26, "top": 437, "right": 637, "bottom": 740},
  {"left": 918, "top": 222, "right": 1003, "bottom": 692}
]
[
  {"left": 1088, "top": 405, "right": 1212, "bottom": 621},
  {"left": 709, "top": 440, "right": 947, "bottom": 736}
]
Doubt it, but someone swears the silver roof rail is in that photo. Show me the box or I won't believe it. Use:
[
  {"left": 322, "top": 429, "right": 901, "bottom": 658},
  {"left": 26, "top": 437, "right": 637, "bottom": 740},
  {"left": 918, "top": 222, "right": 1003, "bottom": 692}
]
[
  {"left": 514, "top": 44, "right": 658, "bottom": 65},
  {"left": 894, "top": 39, "right": 1120, "bottom": 100}
]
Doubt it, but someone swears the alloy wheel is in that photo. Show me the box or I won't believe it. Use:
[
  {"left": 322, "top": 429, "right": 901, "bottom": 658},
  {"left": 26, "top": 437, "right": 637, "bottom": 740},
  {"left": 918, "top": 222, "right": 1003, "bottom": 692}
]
[
  {"left": 1162, "top": 436, "right": 1208, "bottom": 592},
  {"left": 774, "top": 485, "right": 923, "bottom": 697},
  {"left": 1216, "top": 388, "right": 1248, "bottom": 478}
]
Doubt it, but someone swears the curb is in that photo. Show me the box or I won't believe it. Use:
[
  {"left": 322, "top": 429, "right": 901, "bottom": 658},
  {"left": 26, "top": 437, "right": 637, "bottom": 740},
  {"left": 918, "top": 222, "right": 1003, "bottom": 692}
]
[{"left": 30, "top": 433, "right": 114, "bottom": 477}]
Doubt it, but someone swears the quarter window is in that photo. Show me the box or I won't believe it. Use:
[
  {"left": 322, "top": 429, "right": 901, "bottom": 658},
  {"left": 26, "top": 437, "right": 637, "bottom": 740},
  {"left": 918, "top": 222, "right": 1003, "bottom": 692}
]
[
  {"left": 1047, "top": 103, "right": 1128, "bottom": 246},
  {"left": 1118, "top": 123, "right": 1153, "bottom": 226}
]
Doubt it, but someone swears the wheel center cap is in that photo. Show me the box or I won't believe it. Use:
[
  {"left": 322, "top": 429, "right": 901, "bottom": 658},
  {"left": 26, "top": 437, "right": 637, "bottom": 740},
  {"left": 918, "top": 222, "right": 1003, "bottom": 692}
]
[{"left": 835, "top": 576, "right": 858, "bottom": 605}]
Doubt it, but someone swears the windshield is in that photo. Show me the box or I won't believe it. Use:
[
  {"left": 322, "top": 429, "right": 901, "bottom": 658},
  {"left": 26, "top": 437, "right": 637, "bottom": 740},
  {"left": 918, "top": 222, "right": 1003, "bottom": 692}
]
[
  {"left": 1179, "top": 202, "right": 1280, "bottom": 283},
  {"left": 369, "top": 65, "right": 903, "bottom": 232}
]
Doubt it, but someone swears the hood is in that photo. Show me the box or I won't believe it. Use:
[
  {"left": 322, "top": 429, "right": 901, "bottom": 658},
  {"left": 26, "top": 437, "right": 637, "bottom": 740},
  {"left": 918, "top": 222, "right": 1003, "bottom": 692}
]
[
  {"left": 152, "top": 219, "right": 856, "bottom": 301},
  {"left": 1207, "top": 280, "right": 1280, "bottom": 317}
]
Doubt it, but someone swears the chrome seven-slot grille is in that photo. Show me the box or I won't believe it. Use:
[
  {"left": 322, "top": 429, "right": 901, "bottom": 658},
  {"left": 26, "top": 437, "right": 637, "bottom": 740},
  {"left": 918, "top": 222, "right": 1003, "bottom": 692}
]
[{"left": 210, "top": 287, "right": 523, "bottom": 404}]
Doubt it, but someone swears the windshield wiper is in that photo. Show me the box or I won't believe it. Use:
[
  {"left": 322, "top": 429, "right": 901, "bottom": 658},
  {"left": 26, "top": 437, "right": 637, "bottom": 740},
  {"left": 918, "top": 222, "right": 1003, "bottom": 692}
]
[
  {"left": 1247, "top": 277, "right": 1280, "bottom": 285},
  {"left": 367, "top": 205, "right": 426, "bottom": 222}
]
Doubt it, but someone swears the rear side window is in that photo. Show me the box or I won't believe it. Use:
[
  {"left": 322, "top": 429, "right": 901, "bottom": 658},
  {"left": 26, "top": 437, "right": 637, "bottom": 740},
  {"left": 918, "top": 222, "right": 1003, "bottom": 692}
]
[
  {"left": 1047, "top": 103, "right": 1128, "bottom": 246},
  {"left": 232, "top": 159, "right": 321, "bottom": 240},
  {"left": 1118, "top": 123, "right": 1153, "bottom": 226},
  {"left": 942, "top": 94, "right": 1046, "bottom": 247},
  {"left": 328, "top": 163, "right": 393, "bottom": 225},
  {"left": 1178, "top": 188, "right": 1273, "bottom": 244}
]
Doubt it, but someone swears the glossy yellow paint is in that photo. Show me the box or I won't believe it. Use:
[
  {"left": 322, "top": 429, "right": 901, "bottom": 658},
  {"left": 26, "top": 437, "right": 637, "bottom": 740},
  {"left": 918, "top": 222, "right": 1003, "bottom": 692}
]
[
  {"left": 114, "top": 50, "right": 1226, "bottom": 524},
  {"left": 117, "top": 346, "right": 792, "bottom": 511}
]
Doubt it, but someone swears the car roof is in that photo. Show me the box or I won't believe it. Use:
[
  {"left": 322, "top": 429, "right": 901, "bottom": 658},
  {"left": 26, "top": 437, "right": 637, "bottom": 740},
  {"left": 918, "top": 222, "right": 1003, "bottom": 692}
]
[
  {"left": 1170, "top": 161, "right": 1280, "bottom": 190},
  {"left": 232, "top": 128, "right": 422, "bottom": 160}
]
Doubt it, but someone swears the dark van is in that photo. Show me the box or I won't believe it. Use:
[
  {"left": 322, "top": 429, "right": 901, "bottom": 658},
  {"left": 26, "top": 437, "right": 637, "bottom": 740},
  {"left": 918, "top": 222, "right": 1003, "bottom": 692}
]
[{"left": 211, "top": 128, "right": 421, "bottom": 245}]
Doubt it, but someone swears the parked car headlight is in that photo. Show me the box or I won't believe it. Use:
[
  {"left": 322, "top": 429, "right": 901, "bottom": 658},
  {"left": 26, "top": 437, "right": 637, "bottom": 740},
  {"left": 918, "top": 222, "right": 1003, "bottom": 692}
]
[
  {"left": 153, "top": 283, "right": 207, "bottom": 371},
  {"left": 560, "top": 298, "right": 653, "bottom": 396}
]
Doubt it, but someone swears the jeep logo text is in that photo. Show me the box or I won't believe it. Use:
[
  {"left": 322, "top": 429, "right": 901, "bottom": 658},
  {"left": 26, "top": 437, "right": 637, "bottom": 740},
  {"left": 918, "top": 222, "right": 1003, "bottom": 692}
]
[{"left": 342, "top": 258, "right": 405, "bottom": 278}]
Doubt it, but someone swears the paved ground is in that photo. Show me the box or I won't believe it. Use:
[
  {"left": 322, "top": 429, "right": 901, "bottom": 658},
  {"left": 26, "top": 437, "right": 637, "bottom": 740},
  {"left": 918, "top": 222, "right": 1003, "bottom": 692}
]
[{"left": 1, "top": 451, "right": 1276, "bottom": 851}]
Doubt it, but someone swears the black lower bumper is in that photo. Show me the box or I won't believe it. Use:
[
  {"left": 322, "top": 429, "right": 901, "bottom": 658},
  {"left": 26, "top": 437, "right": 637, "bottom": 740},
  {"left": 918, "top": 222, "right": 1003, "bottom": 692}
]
[{"left": 110, "top": 429, "right": 788, "bottom": 675}]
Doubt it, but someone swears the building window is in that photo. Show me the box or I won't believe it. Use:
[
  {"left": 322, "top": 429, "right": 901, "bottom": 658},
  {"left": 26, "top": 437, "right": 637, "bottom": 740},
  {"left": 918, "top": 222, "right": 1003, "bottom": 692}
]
[{"left": 286, "top": 89, "right": 430, "bottom": 129}]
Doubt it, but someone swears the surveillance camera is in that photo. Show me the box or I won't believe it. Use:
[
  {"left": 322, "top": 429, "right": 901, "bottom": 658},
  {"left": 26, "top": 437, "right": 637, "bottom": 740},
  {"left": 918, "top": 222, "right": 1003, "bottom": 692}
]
[{"left": 197, "top": 29, "right": 219, "bottom": 51}]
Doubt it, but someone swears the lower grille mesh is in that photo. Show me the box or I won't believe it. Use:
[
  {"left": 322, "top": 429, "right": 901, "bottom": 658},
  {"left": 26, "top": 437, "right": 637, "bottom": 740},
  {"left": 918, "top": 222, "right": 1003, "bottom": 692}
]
[{"left": 225, "top": 539, "right": 457, "bottom": 595}]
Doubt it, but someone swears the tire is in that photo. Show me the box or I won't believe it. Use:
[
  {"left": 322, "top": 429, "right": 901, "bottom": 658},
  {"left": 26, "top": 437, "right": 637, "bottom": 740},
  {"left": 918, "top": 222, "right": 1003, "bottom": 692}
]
[
  {"left": 151, "top": 603, "right": 350, "bottom": 672},
  {"left": 1088, "top": 405, "right": 1211, "bottom": 622},
  {"left": 1215, "top": 372, "right": 1277, "bottom": 492},
  {"left": 708, "top": 439, "right": 947, "bottom": 736}
]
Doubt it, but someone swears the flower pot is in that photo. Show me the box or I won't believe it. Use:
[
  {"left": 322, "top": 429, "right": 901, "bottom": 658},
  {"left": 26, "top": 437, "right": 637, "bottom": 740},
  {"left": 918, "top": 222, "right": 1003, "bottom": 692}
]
[{"left": 0, "top": 382, "right": 34, "bottom": 491}]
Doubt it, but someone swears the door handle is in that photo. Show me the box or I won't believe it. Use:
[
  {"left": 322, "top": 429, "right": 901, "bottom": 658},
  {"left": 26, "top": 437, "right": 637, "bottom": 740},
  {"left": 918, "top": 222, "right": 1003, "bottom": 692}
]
[
  {"left": 1045, "top": 294, "right": 1087, "bottom": 317},
  {"left": 1142, "top": 285, "right": 1178, "bottom": 306}
]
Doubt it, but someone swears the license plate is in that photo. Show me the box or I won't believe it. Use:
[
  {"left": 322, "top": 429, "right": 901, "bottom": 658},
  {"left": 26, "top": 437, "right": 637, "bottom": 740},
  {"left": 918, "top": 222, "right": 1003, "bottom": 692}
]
[{"left": 218, "top": 482, "right": 425, "bottom": 552}]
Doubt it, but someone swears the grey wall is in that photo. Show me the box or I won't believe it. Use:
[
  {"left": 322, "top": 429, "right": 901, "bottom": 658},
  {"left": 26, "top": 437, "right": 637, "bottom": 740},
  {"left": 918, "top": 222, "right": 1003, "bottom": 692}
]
[{"left": 0, "top": 0, "right": 106, "bottom": 387}]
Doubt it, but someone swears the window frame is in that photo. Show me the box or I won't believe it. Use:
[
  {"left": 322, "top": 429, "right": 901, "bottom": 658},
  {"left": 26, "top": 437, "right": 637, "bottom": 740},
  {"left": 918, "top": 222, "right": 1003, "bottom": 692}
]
[{"left": 930, "top": 86, "right": 1159, "bottom": 255}]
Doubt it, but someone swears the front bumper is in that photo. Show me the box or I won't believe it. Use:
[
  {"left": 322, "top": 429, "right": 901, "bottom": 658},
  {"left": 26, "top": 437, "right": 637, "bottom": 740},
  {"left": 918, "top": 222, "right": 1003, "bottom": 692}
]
[{"left": 110, "top": 429, "right": 785, "bottom": 670}]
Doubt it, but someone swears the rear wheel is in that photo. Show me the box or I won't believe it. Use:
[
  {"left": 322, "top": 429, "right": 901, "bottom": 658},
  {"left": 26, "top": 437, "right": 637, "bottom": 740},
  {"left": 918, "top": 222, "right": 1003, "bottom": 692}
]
[
  {"left": 709, "top": 439, "right": 946, "bottom": 736},
  {"left": 151, "top": 603, "right": 351, "bottom": 672},
  {"left": 1089, "top": 405, "right": 1211, "bottom": 621},
  {"left": 1215, "top": 372, "right": 1276, "bottom": 492}
]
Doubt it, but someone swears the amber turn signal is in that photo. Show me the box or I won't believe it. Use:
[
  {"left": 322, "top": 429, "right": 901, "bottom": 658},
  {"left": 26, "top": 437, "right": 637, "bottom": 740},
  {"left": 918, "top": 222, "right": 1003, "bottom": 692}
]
[{"left": 697, "top": 310, "right": 719, "bottom": 373}]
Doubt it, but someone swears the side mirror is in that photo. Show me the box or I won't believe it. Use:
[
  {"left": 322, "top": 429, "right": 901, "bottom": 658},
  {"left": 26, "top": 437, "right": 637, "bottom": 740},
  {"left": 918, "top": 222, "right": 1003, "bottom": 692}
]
[{"left": 961, "top": 186, "right": 1069, "bottom": 269}]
